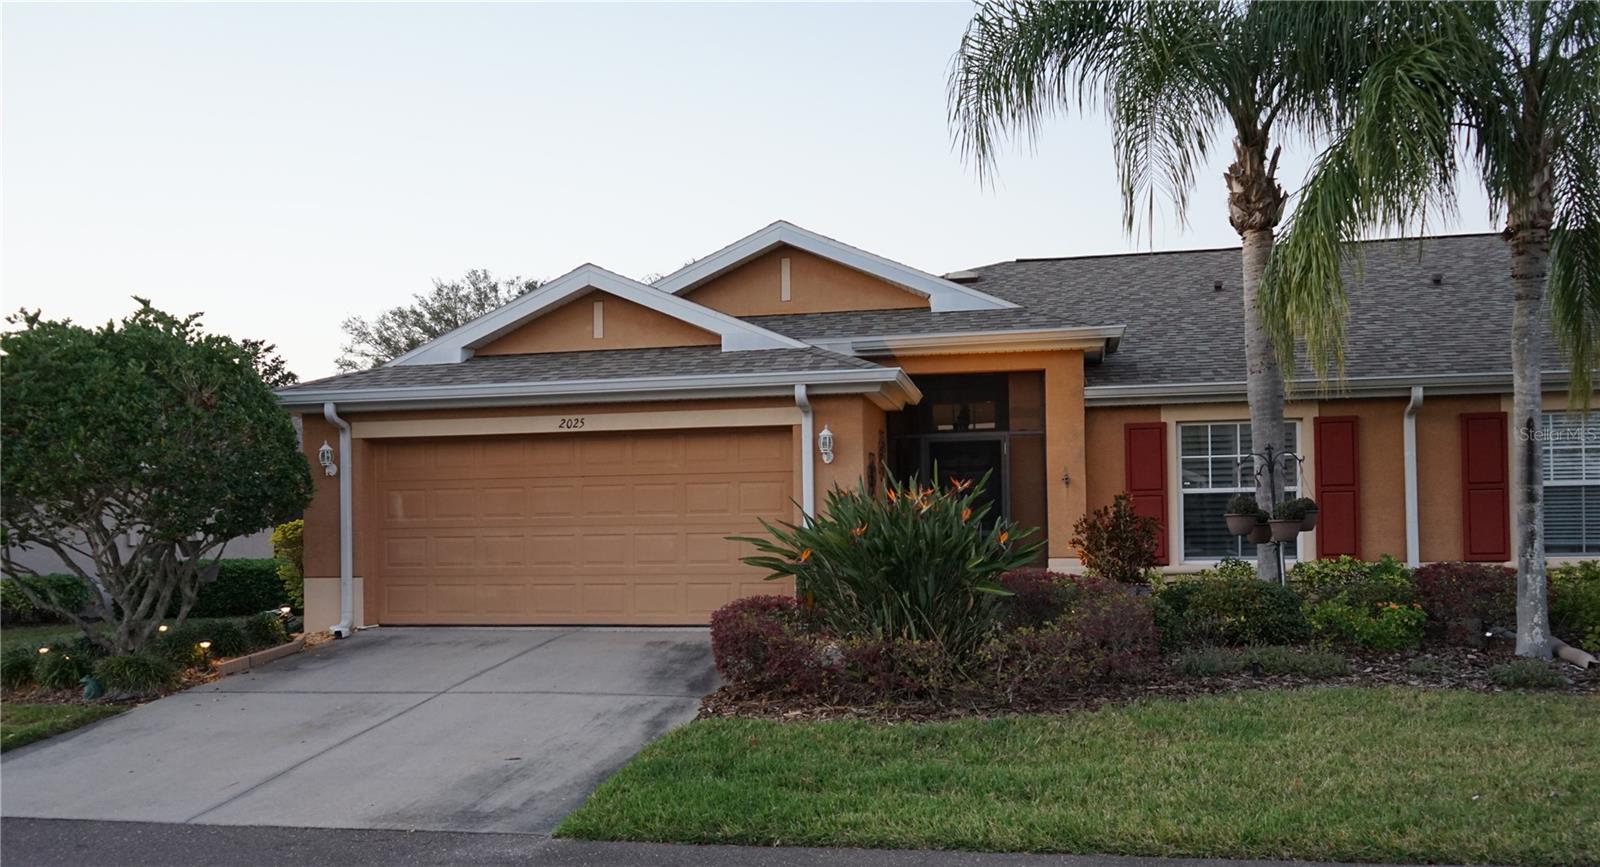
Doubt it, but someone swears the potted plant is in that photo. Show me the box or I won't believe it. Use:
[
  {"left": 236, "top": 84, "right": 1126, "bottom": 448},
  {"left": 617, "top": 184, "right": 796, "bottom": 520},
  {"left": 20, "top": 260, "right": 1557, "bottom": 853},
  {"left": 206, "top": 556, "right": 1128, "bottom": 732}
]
[
  {"left": 1269, "top": 500, "right": 1308, "bottom": 542},
  {"left": 1224, "top": 493, "right": 1267, "bottom": 535},
  {"left": 1287, "top": 496, "right": 1319, "bottom": 531}
]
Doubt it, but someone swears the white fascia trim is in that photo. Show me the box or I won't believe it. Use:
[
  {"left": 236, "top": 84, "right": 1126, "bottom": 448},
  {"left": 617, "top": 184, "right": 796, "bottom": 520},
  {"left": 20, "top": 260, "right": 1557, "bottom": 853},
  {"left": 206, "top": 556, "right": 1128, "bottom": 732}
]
[
  {"left": 390, "top": 263, "right": 807, "bottom": 366},
  {"left": 1084, "top": 370, "right": 1573, "bottom": 406},
  {"left": 652, "top": 220, "right": 1018, "bottom": 313},
  {"left": 812, "top": 325, "right": 1125, "bottom": 358},
  {"left": 278, "top": 366, "right": 920, "bottom": 412}
]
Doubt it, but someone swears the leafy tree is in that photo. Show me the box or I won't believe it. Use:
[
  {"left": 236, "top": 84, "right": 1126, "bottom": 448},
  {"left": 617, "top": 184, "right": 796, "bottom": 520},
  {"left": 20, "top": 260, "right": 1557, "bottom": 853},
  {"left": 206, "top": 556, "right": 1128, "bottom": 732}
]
[
  {"left": 1, "top": 301, "right": 312, "bottom": 654},
  {"left": 336, "top": 269, "right": 541, "bottom": 371},
  {"left": 948, "top": 0, "right": 1376, "bottom": 582},
  {"left": 1264, "top": 0, "right": 1600, "bottom": 658}
]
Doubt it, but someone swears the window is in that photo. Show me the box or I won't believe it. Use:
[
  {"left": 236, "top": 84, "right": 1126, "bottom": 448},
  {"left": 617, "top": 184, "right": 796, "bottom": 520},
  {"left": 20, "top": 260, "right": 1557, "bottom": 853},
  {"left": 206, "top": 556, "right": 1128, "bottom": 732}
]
[
  {"left": 1179, "top": 421, "right": 1299, "bottom": 560},
  {"left": 1542, "top": 411, "right": 1599, "bottom": 555}
]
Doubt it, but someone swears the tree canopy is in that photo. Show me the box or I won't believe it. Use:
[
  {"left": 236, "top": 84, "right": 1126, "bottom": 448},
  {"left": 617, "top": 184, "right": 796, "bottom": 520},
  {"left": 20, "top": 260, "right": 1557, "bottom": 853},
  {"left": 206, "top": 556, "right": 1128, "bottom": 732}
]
[
  {"left": 337, "top": 269, "right": 541, "bottom": 370},
  {"left": 1, "top": 301, "right": 312, "bottom": 653}
]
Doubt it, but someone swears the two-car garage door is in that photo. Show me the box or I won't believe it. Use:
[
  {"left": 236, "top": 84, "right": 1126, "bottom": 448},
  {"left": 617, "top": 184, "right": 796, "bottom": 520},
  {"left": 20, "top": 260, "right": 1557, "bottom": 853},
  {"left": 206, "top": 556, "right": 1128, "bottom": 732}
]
[{"left": 372, "top": 427, "right": 793, "bottom": 625}]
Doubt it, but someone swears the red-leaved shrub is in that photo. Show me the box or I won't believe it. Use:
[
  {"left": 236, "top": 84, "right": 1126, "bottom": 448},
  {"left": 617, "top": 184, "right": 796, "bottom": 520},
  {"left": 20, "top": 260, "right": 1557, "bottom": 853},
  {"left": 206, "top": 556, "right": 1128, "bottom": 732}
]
[
  {"left": 1069, "top": 493, "right": 1159, "bottom": 584},
  {"left": 981, "top": 581, "right": 1158, "bottom": 702},
  {"left": 837, "top": 638, "right": 958, "bottom": 702},
  {"left": 995, "top": 568, "right": 1076, "bottom": 629},
  {"left": 709, "top": 595, "right": 825, "bottom": 692},
  {"left": 1413, "top": 562, "right": 1516, "bottom": 645}
]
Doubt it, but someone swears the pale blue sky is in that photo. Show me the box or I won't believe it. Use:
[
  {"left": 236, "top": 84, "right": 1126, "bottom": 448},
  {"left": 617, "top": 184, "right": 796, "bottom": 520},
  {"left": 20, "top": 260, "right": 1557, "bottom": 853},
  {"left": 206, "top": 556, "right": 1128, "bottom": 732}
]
[{"left": 3, "top": 2, "right": 1496, "bottom": 379}]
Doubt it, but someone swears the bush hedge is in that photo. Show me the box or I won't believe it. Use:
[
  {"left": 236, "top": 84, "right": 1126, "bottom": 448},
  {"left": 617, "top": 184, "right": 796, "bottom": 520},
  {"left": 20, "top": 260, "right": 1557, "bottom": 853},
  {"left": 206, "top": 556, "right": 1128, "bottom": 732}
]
[
  {"left": 94, "top": 654, "right": 180, "bottom": 694},
  {"left": 1292, "top": 556, "right": 1424, "bottom": 651},
  {"left": 1549, "top": 560, "right": 1600, "bottom": 654},
  {"left": 1414, "top": 562, "right": 1516, "bottom": 645},
  {"left": 1, "top": 574, "right": 93, "bottom": 624},
  {"left": 272, "top": 520, "right": 305, "bottom": 611},
  {"left": 1153, "top": 561, "right": 1309, "bottom": 648},
  {"left": 175, "top": 559, "right": 291, "bottom": 619}
]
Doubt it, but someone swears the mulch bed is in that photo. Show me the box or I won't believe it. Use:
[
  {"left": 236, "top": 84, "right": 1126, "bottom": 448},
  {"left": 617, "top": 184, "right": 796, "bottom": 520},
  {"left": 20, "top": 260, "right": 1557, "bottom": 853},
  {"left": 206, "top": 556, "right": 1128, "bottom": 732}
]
[{"left": 700, "top": 645, "right": 1599, "bottom": 723}]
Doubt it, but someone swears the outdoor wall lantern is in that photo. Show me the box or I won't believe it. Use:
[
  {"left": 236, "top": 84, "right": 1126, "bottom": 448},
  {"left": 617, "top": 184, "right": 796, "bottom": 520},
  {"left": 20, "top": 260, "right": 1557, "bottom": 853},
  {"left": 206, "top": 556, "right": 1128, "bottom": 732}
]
[
  {"left": 318, "top": 440, "right": 338, "bottom": 477},
  {"left": 818, "top": 425, "right": 835, "bottom": 465}
]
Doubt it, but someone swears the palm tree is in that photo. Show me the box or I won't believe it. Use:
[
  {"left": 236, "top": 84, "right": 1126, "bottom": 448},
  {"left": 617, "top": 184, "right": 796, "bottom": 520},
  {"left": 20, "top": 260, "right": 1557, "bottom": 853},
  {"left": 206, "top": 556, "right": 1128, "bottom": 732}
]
[
  {"left": 1264, "top": 1, "right": 1599, "bottom": 658},
  {"left": 948, "top": 1, "right": 1371, "bottom": 582}
]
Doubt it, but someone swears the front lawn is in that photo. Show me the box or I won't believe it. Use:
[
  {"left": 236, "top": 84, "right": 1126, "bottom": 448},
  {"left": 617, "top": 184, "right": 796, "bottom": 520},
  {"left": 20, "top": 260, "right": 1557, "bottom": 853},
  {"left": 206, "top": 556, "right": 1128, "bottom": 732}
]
[
  {"left": 558, "top": 687, "right": 1599, "bottom": 866},
  {"left": 1, "top": 703, "right": 124, "bottom": 752}
]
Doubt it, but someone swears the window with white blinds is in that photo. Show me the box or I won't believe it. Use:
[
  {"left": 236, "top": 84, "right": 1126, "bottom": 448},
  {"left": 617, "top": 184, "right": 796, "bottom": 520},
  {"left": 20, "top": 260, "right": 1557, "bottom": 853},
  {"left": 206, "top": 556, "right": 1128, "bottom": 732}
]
[
  {"left": 1179, "top": 421, "right": 1299, "bottom": 560},
  {"left": 1542, "top": 412, "right": 1599, "bottom": 555}
]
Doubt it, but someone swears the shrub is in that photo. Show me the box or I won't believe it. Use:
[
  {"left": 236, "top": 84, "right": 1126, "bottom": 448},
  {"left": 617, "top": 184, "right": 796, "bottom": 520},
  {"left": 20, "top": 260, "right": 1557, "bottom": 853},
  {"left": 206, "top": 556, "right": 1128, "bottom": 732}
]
[
  {"left": 709, "top": 596, "right": 823, "bottom": 691},
  {"left": 1224, "top": 493, "right": 1264, "bottom": 517},
  {"left": 1173, "top": 646, "right": 1347, "bottom": 678},
  {"left": 1549, "top": 560, "right": 1600, "bottom": 654},
  {"left": 152, "top": 623, "right": 210, "bottom": 667},
  {"left": 1307, "top": 599, "right": 1426, "bottom": 651},
  {"left": 1172, "top": 647, "right": 1245, "bottom": 677},
  {"left": 1069, "top": 493, "right": 1159, "bottom": 585},
  {"left": 1290, "top": 555, "right": 1414, "bottom": 607},
  {"left": 837, "top": 638, "right": 958, "bottom": 702},
  {"left": 1, "top": 645, "right": 36, "bottom": 689},
  {"left": 1, "top": 574, "right": 93, "bottom": 624},
  {"left": 178, "top": 559, "right": 289, "bottom": 619},
  {"left": 982, "top": 583, "right": 1159, "bottom": 700},
  {"left": 242, "top": 611, "right": 290, "bottom": 650},
  {"left": 1488, "top": 659, "right": 1569, "bottom": 690},
  {"left": 736, "top": 470, "right": 1040, "bottom": 658},
  {"left": 33, "top": 649, "right": 91, "bottom": 690},
  {"left": 272, "top": 520, "right": 305, "bottom": 611},
  {"left": 1153, "top": 563, "right": 1310, "bottom": 648},
  {"left": 1271, "top": 499, "right": 1311, "bottom": 521},
  {"left": 204, "top": 621, "right": 253, "bottom": 660},
  {"left": 1414, "top": 562, "right": 1516, "bottom": 645},
  {"left": 1244, "top": 646, "right": 1349, "bottom": 677},
  {"left": 994, "top": 569, "right": 1077, "bottom": 629},
  {"left": 94, "top": 654, "right": 180, "bottom": 694}
]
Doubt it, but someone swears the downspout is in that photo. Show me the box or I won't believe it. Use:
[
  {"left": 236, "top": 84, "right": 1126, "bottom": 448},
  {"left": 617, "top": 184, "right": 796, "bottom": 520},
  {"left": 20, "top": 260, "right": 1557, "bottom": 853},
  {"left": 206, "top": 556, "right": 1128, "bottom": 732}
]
[
  {"left": 794, "top": 384, "right": 816, "bottom": 520},
  {"left": 1403, "top": 386, "right": 1424, "bottom": 567},
  {"left": 323, "top": 402, "right": 354, "bottom": 638}
]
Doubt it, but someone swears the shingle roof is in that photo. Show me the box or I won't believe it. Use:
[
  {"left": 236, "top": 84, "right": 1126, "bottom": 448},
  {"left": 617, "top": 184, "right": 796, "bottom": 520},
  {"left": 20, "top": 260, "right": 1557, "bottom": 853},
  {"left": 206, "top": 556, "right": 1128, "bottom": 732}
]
[
  {"left": 965, "top": 233, "right": 1569, "bottom": 388},
  {"left": 280, "top": 346, "right": 884, "bottom": 394},
  {"left": 744, "top": 306, "right": 1087, "bottom": 340}
]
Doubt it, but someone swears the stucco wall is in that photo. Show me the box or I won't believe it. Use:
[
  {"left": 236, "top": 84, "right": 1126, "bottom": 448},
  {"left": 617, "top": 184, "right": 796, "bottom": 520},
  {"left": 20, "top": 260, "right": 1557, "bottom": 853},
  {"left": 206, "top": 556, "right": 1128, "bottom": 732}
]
[
  {"left": 1416, "top": 393, "right": 1506, "bottom": 563},
  {"left": 1083, "top": 405, "right": 1161, "bottom": 513}
]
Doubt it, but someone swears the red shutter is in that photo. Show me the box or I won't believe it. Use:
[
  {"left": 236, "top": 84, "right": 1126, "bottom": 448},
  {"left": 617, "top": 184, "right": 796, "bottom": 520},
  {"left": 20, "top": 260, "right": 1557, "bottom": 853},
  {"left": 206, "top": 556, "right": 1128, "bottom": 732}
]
[
  {"left": 1460, "top": 412, "right": 1510, "bottom": 561},
  {"left": 1315, "top": 416, "right": 1361, "bottom": 558},
  {"left": 1124, "top": 422, "right": 1169, "bottom": 565}
]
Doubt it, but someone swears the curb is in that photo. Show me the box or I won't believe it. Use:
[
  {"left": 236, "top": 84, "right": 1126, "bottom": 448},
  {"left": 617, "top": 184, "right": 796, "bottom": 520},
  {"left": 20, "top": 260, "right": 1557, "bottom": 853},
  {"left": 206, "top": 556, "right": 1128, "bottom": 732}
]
[{"left": 213, "top": 635, "right": 306, "bottom": 677}]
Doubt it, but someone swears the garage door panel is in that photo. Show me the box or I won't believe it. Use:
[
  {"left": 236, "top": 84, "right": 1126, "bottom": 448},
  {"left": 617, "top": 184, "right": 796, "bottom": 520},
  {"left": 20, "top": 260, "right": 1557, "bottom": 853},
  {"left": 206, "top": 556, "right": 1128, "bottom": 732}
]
[{"left": 374, "top": 428, "right": 792, "bottom": 625}]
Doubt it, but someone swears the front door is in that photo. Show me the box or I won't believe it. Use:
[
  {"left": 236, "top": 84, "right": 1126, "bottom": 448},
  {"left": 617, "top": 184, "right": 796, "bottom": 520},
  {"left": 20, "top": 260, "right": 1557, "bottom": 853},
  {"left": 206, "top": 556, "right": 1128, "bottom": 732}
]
[{"left": 926, "top": 438, "right": 1006, "bottom": 529}]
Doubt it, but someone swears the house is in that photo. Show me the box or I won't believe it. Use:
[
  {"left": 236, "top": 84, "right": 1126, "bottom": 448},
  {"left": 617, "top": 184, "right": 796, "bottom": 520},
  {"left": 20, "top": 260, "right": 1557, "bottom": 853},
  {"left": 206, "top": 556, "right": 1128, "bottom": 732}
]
[{"left": 276, "top": 221, "right": 1597, "bottom": 631}]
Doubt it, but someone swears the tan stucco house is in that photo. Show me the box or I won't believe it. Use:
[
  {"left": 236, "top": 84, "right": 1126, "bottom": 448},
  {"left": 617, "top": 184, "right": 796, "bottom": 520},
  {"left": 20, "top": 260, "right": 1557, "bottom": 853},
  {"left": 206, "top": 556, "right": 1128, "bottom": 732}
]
[{"left": 277, "top": 221, "right": 1596, "bottom": 633}]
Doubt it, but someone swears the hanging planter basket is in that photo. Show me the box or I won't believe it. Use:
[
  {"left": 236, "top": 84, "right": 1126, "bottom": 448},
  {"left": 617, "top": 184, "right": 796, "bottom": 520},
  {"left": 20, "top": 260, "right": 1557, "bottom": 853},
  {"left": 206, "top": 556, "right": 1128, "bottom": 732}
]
[
  {"left": 1300, "top": 509, "right": 1320, "bottom": 532},
  {"left": 1269, "top": 519, "right": 1302, "bottom": 542},
  {"left": 1247, "top": 521, "right": 1273, "bottom": 544},
  {"left": 1225, "top": 513, "right": 1260, "bottom": 535}
]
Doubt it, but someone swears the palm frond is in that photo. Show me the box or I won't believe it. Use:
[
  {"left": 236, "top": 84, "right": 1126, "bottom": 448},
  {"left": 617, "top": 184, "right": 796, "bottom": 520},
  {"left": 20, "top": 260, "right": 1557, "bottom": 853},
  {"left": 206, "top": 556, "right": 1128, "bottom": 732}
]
[{"left": 1263, "top": 37, "right": 1464, "bottom": 383}]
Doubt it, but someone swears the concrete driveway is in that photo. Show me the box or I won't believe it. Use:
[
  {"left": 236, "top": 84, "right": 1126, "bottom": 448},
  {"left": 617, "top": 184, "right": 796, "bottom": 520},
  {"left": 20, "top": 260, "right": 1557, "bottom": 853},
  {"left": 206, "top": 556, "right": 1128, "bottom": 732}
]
[{"left": 0, "top": 627, "right": 716, "bottom": 834}]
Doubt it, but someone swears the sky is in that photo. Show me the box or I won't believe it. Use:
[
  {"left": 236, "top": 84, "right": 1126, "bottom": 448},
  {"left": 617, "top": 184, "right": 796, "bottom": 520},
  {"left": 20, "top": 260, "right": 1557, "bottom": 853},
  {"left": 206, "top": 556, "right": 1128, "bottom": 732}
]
[{"left": 2, "top": 2, "right": 1498, "bottom": 381}]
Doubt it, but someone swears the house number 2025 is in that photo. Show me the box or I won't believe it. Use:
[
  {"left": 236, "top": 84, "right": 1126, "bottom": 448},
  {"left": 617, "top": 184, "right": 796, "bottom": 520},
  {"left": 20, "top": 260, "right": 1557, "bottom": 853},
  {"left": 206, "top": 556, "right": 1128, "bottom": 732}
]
[{"left": 557, "top": 417, "right": 587, "bottom": 430}]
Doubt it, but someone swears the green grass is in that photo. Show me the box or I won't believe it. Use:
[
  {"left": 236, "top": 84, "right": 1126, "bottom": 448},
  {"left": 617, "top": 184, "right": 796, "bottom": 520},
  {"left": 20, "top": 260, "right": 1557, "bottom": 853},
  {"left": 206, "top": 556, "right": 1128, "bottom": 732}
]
[
  {"left": 1, "top": 702, "right": 124, "bottom": 752},
  {"left": 558, "top": 688, "right": 1599, "bottom": 865}
]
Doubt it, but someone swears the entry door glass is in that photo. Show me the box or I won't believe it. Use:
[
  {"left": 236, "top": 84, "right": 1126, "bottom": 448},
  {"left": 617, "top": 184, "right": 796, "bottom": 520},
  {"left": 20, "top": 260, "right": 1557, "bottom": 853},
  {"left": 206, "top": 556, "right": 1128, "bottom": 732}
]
[{"left": 927, "top": 439, "right": 1006, "bottom": 529}]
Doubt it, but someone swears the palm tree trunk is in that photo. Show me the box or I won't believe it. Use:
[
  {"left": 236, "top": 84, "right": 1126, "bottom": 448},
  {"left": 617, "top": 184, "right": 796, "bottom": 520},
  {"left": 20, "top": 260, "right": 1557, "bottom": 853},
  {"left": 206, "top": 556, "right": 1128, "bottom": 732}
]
[
  {"left": 1242, "top": 228, "right": 1287, "bottom": 583},
  {"left": 1227, "top": 136, "right": 1289, "bottom": 583},
  {"left": 1508, "top": 219, "right": 1553, "bottom": 659}
]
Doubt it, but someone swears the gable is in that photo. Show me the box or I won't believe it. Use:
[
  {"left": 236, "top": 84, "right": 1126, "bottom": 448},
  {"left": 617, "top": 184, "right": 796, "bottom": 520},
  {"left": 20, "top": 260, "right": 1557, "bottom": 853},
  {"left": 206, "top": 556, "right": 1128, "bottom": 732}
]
[
  {"left": 684, "top": 245, "right": 930, "bottom": 317},
  {"left": 476, "top": 289, "right": 720, "bottom": 356}
]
